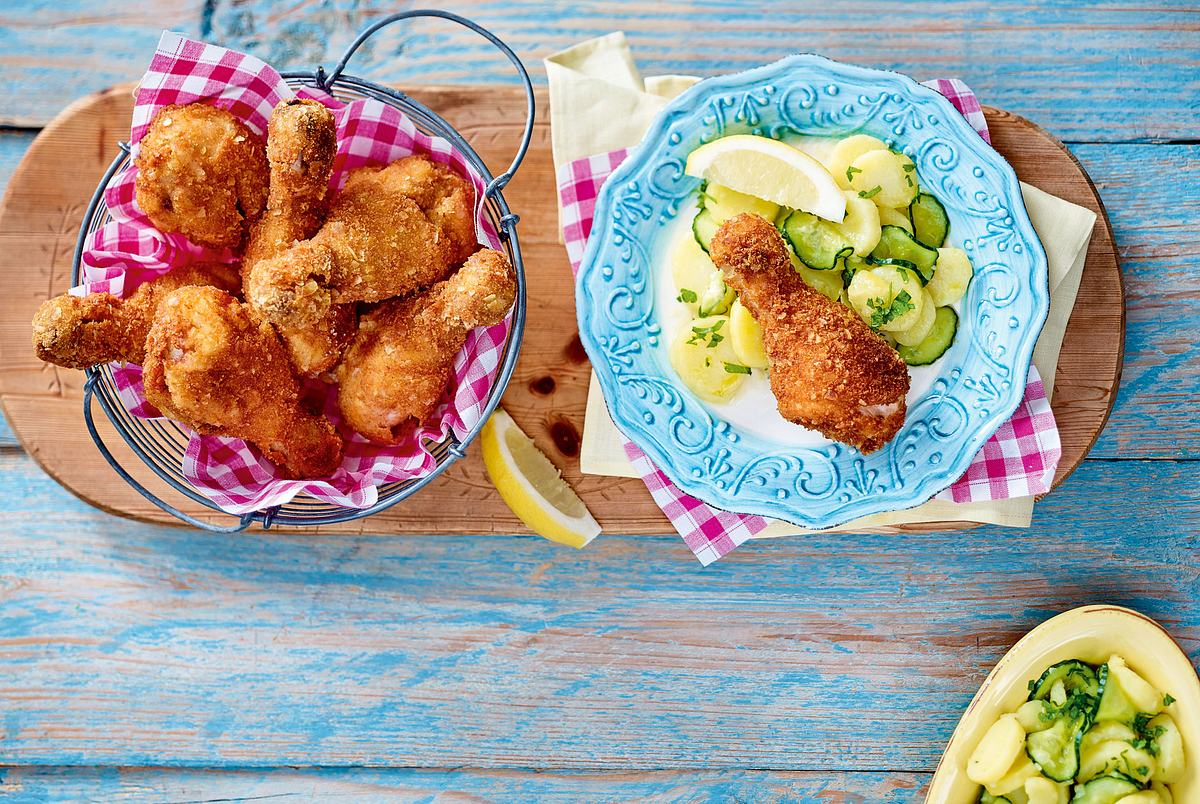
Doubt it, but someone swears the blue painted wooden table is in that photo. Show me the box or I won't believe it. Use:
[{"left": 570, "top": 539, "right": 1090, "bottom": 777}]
[{"left": 1, "top": 1, "right": 1197, "bottom": 801}]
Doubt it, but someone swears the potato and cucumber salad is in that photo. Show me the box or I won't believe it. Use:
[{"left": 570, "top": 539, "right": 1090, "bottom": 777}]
[
  {"left": 670, "top": 133, "right": 973, "bottom": 403},
  {"left": 967, "top": 655, "right": 1185, "bottom": 804}
]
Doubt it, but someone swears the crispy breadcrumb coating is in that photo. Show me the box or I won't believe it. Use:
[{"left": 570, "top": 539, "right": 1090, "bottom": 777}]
[
  {"left": 31, "top": 262, "right": 241, "bottom": 369},
  {"left": 241, "top": 98, "right": 354, "bottom": 377},
  {"left": 709, "top": 213, "right": 909, "bottom": 454},
  {"left": 142, "top": 286, "right": 343, "bottom": 478},
  {"left": 134, "top": 104, "right": 268, "bottom": 249},
  {"left": 335, "top": 248, "right": 516, "bottom": 443},
  {"left": 244, "top": 156, "right": 476, "bottom": 329}
]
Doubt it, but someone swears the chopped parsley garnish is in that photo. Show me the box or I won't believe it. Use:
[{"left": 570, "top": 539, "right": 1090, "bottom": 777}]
[
  {"left": 858, "top": 185, "right": 882, "bottom": 199},
  {"left": 723, "top": 362, "right": 751, "bottom": 375},
  {"left": 677, "top": 288, "right": 697, "bottom": 304},
  {"left": 845, "top": 165, "right": 862, "bottom": 183},
  {"left": 1137, "top": 765, "right": 1150, "bottom": 776},
  {"left": 866, "top": 290, "right": 913, "bottom": 329},
  {"left": 902, "top": 162, "right": 917, "bottom": 172},
  {"left": 688, "top": 319, "right": 726, "bottom": 347},
  {"left": 1131, "top": 711, "right": 1167, "bottom": 756},
  {"left": 904, "top": 173, "right": 914, "bottom": 188},
  {"left": 1164, "top": 693, "right": 1176, "bottom": 706}
]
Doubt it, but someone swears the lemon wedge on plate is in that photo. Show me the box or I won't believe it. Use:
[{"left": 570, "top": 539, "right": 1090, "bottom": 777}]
[
  {"left": 481, "top": 409, "right": 601, "bottom": 548},
  {"left": 685, "top": 134, "right": 846, "bottom": 222}
]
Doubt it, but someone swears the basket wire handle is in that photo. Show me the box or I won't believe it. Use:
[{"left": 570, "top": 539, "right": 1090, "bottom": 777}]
[
  {"left": 82, "top": 376, "right": 255, "bottom": 534},
  {"left": 321, "top": 9, "right": 535, "bottom": 198}
]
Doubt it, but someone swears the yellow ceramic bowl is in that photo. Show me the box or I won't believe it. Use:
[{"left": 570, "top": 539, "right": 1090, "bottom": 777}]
[{"left": 927, "top": 605, "right": 1199, "bottom": 803}]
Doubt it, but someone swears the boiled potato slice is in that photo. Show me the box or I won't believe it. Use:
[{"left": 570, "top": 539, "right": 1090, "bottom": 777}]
[
  {"left": 1115, "top": 793, "right": 1165, "bottom": 804},
  {"left": 966, "top": 714, "right": 1026, "bottom": 787},
  {"left": 729, "top": 299, "right": 769, "bottom": 370},
  {"left": 839, "top": 190, "right": 882, "bottom": 256},
  {"left": 672, "top": 231, "right": 719, "bottom": 310},
  {"left": 892, "top": 290, "right": 937, "bottom": 346},
  {"left": 1150, "top": 713, "right": 1185, "bottom": 784},
  {"left": 705, "top": 181, "right": 781, "bottom": 224},
  {"left": 669, "top": 316, "right": 746, "bottom": 402},
  {"left": 847, "top": 149, "right": 919, "bottom": 208},
  {"left": 929, "top": 247, "right": 974, "bottom": 306},
  {"left": 846, "top": 269, "right": 894, "bottom": 324},
  {"left": 872, "top": 265, "right": 925, "bottom": 332},
  {"left": 1108, "top": 654, "right": 1164, "bottom": 714},
  {"left": 986, "top": 753, "right": 1041, "bottom": 797},
  {"left": 787, "top": 250, "right": 844, "bottom": 301},
  {"left": 1015, "top": 700, "right": 1056, "bottom": 733},
  {"left": 827, "top": 133, "right": 889, "bottom": 189},
  {"left": 877, "top": 205, "right": 914, "bottom": 233},
  {"left": 1152, "top": 782, "right": 1174, "bottom": 803},
  {"left": 1078, "top": 738, "right": 1155, "bottom": 784},
  {"left": 1024, "top": 776, "right": 1069, "bottom": 804},
  {"left": 1080, "top": 720, "right": 1136, "bottom": 751}
]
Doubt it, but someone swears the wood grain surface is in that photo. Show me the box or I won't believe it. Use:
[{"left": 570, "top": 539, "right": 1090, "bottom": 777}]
[
  {"left": 0, "top": 1, "right": 1196, "bottom": 143},
  {"left": 0, "top": 767, "right": 929, "bottom": 802},
  {"left": 0, "top": 451, "right": 1196, "bottom": 772},
  {"left": 0, "top": 87, "right": 1122, "bottom": 534},
  {"left": 0, "top": 2, "right": 1196, "bottom": 801}
]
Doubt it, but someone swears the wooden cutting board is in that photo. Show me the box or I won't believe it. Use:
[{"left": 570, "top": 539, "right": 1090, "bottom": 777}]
[{"left": 0, "top": 86, "right": 1122, "bottom": 534}]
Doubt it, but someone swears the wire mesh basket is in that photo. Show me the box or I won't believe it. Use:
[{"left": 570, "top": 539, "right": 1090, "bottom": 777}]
[{"left": 73, "top": 10, "right": 534, "bottom": 533}]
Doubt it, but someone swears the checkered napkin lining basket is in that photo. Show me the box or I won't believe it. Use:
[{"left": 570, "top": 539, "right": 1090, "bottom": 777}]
[{"left": 74, "top": 11, "right": 534, "bottom": 532}]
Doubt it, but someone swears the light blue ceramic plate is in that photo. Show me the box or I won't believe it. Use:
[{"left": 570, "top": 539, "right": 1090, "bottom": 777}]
[{"left": 576, "top": 55, "right": 1049, "bottom": 529}]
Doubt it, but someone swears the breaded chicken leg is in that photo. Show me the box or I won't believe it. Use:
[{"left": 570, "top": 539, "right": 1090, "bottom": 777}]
[
  {"left": 241, "top": 98, "right": 356, "bottom": 377},
  {"left": 335, "top": 249, "right": 516, "bottom": 444},
  {"left": 244, "top": 156, "right": 476, "bottom": 329},
  {"left": 134, "top": 104, "right": 269, "bottom": 250},
  {"left": 31, "top": 262, "right": 241, "bottom": 369},
  {"left": 142, "top": 286, "right": 344, "bottom": 478},
  {"left": 709, "top": 213, "right": 909, "bottom": 453}
]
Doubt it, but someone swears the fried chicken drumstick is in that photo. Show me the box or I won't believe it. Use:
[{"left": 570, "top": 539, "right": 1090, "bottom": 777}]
[
  {"left": 336, "top": 248, "right": 516, "bottom": 444},
  {"left": 244, "top": 155, "right": 477, "bottom": 330},
  {"left": 31, "top": 262, "right": 241, "bottom": 369},
  {"left": 135, "top": 104, "right": 269, "bottom": 249},
  {"left": 242, "top": 98, "right": 355, "bottom": 377},
  {"left": 143, "top": 286, "right": 344, "bottom": 478},
  {"left": 709, "top": 213, "right": 909, "bottom": 454}
]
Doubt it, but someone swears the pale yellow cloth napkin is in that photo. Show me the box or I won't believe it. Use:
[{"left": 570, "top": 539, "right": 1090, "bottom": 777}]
[{"left": 547, "top": 34, "right": 1096, "bottom": 532}]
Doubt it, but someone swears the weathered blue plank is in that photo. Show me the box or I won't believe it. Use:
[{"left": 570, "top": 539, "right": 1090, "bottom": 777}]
[
  {"left": 0, "top": 449, "right": 1195, "bottom": 769},
  {"left": 0, "top": 0, "right": 1197, "bottom": 141},
  {"left": 0, "top": 766, "right": 927, "bottom": 802},
  {"left": 1070, "top": 144, "right": 1200, "bottom": 457}
]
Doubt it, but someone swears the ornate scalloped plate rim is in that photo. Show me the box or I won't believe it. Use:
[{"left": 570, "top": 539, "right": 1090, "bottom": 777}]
[{"left": 576, "top": 54, "right": 1050, "bottom": 529}]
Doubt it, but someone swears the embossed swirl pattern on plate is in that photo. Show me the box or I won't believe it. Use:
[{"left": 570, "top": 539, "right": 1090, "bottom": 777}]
[{"left": 576, "top": 55, "right": 1049, "bottom": 529}]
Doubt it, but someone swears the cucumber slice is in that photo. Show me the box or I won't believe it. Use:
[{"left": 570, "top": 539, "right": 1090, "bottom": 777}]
[
  {"left": 896, "top": 306, "right": 957, "bottom": 366},
  {"left": 693, "top": 207, "right": 719, "bottom": 253},
  {"left": 909, "top": 192, "right": 949, "bottom": 247},
  {"left": 781, "top": 210, "right": 854, "bottom": 270},
  {"left": 1025, "top": 716, "right": 1083, "bottom": 782},
  {"left": 869, "top": 225, "right": 939, "bottom": 283},
  {"left": 698, "top": 272, "right": 736, "bottom": 316},
  {"left": 1070, "top": 776, "right": 1140, "bottom": 804},
  {"left": 1028, "top": 660, "right": 1103, "bottom": 706}
]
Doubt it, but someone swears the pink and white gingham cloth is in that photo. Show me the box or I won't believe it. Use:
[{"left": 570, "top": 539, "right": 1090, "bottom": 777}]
[
  {"left": 78, "top": 32, "right": 507, "bottom": 515},
  {"left": 561, "top": 78, "right": 1060, "bottom": 565}
]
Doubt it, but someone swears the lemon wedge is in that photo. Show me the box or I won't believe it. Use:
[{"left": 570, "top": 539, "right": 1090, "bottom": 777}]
[
  {"left": 685, "top": 134, "right": 846, "bottom": 222},
  {"left": 481, "top": 409, "right": 601, "bottom": 548}
]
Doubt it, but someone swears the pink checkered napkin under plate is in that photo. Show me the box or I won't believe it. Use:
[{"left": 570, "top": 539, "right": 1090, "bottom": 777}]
[
  {"left": 560, "top": 79, "right": 1061, "bottom": 566},
  {"left": 78, "top": 31, "right": 508, "bottom": 516}
]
